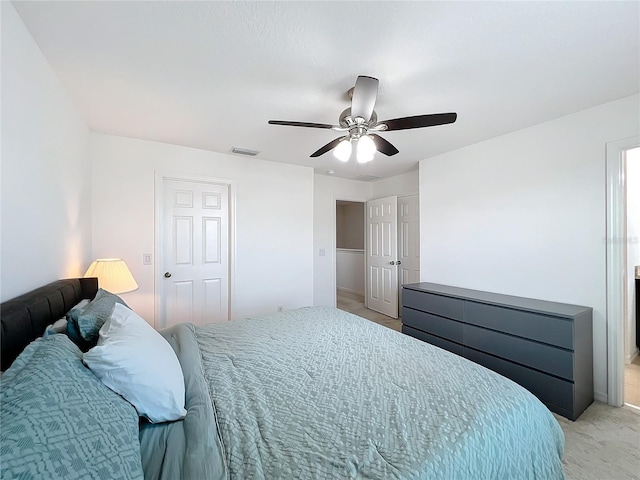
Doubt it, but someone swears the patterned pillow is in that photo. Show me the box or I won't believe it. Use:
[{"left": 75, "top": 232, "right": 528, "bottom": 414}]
[
  {"left": 0, "top": 334, "right": 144, "bottom": 480},
  {"left": 69, "top": 289, "right": 129, "bottom": 348},
  {"left": 63, "top": 299, "right": 90, "bottom": 349},
  {"left": 66, "top": 308, "right": 91, "bottom": 350}
]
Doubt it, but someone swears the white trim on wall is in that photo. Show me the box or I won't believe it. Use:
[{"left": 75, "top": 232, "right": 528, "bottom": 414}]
[
  {"left": 336, "top": 249, "right": 365, "bottom": 296},
  {"left": 154, "top": 170, "right": 237, "bottom": 328},
  {"left": 606, "top": 136, "right": 640, "bottom": 407}
]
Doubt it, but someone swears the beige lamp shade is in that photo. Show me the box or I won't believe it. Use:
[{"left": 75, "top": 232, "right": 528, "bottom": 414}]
[{"left": 84, "top": 258, "right": 138, "bottom": 294}]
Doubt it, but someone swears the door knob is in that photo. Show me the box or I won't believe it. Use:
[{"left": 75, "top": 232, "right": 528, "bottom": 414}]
[
  {"left": 164, "top": 272, "right": 172, "bottom": 278},
  {"left": 390, "top": 261, "right": 396, "bottom": 265},
  {"left": 397, "top": 260, "right": 402, "bottom": 265}
]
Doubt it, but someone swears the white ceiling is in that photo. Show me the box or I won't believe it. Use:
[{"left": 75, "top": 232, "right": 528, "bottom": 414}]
[{"left": 12, "top": 1, "right": 640, "bottom": 181}]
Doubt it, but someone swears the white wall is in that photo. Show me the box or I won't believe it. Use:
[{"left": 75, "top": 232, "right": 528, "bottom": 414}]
[
  {"left": 313, "top": 174, "right": 371, "bottom": 306},
  {"left": 336, "top": 202, "right": 364, "bottom": 249},
  {"left": 419, "top": 94, "right": 640, "bottom": 402},
  {"left": 372, "top": 170, "right": 419, "bottom": 198},
  {"left": 90, "top": 133, "right": 314, "bottom": 324},
  {"left": 626, "top": 147, "right": 640, "bottom": 362},
  {"left": 1, "top": 3, "right": 91, "bottom": 301}
]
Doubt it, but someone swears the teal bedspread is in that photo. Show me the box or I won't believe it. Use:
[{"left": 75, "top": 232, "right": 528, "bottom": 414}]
[
  {"left": 1, "top": 335, "right": 144, "bottom": 480},
  {"left": 191, "top": 306, "right": 565, "bottom": 480}
]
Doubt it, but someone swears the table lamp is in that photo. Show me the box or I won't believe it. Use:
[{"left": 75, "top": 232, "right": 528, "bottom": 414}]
[{"left": 84, "top": 258, "right": 139, "bottom": 294}]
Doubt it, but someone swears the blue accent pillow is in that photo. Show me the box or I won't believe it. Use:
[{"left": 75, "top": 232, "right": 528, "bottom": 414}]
[
  {"left": 0, "top": 334, "right": 144, "bottom": 479},
  {"left": 66, "top": 304, "right": 89, "bottom": 349},
  {"left": 67, "top": 289, "right": 129, "bottom": 349}
]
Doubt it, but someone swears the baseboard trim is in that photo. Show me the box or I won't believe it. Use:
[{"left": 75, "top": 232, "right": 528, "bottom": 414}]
[
  {"left": 630, "top": 348, "right": 639, "bottom": 364},
  {"left": 337, "top": 287, "right": 365, "bottom": 296},
  {"left": 595, "top": 391, "right": 608, "bottom": 404}
]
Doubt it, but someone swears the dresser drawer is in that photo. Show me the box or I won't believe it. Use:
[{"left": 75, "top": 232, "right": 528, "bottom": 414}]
[
  {"left": 402, "top": 288, "right": 464, "bottom": 321},
  {"left": 465, "top": 301, "right": 573, "bottom": 350},
  {"left": 402, "top": 325, "right": 464, "bottom": 356},
  {"left": 402, "top": 308, "right": 463, "bottom": 343},
  {"left": 464, "top": 324, "right": 574, "bottom": 380},
  {"left": 464, "top": 348, "right": 575, "bottom": 413}
]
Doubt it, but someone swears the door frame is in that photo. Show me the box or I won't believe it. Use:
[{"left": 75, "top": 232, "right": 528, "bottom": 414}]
[
  {"left": 154, "top": 171, "right": 236, "bottom": 328},
  {"left": 606, "top": 136, "right": 639, "bottom": 406}
]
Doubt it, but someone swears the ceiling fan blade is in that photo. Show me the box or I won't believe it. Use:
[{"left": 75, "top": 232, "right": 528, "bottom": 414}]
[
  {"left": 268, "top": 120, "right": 334, "bottom": 129},
  {"left": 350, "top": 76, "right": 379, "bottom": 122},
  {"left": 369, "top": 134, "right": 399, "bottom": 156},
  {"left": 381, "top": 112, "right": 457, "bottom": 131},
  {"left": 310, "top": 137, "right": 344, "bottom": 157}
]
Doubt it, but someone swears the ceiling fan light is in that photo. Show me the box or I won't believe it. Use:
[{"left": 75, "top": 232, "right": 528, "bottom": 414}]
[
  {"left": 333, "top": 138, "right": 352, "bottom": 162},
  {"left": 357, "top": 152, "right": 374, "bottom": 164},
  {"left": 357, "top": 135, "right": 376, "bottom": 163}
]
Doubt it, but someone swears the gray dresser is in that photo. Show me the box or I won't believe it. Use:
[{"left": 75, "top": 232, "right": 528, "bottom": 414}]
[{"left": 402, "top": 283, "right": 593, "bottom": 420}]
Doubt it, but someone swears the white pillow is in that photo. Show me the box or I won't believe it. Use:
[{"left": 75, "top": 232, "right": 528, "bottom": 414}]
[
  {"left": 83, "top": 303, "right": 187, "bottom": 423},
  {"left": 43, "top": 318, "right": 68, "bottom": 336}
]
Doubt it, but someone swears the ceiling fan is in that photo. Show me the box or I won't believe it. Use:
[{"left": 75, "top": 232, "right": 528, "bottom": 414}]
[{"left": 268, "top": 76, "right": 457, "bottom": 163}]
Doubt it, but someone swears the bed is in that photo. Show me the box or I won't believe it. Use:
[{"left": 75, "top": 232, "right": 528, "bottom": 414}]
[{"left": 0, "top": 279, "right": 565, "bottom": 479}]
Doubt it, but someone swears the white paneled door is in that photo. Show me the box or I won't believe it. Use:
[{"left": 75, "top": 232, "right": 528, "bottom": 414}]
[
  {"left": 398, "top": 195, "right": 420, "bottom": 308},
  {"left": 159, "top": 178, "right": 229, "bottom": 328},
  {"left": 366, "top": 196, "right": 399, "bottom": 318}
]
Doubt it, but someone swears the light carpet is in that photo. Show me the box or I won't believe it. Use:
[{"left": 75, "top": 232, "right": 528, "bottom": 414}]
[{"left": 556, "top": 402, "right": 640, "bottom": 480}]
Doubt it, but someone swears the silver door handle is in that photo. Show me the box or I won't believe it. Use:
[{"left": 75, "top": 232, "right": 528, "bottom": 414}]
[
  {"left": 164, "top": 272, "right": 172, "bottom": 278},
  {"left": 390, "top": 261, "right": 396, "bottom": 265},
  {"left": 397, "top": 260, "right": 402, "bottom": 265}
]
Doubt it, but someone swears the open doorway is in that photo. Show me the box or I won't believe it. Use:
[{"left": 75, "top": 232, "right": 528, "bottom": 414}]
[
  {"left": 624, "top": 146, "right": 640, "bottom": 408},
  {"left": 334, "top": 196, "right": 420, "bottom": 329},
  {"left": 335, "top": 200, "right": 401, "bottom": 331},
  {"left": 606, "top": 138, "right": 640, "bottom": 409},
  {"left": 335, "top": 200, "right": 365, "bottom": 299}
]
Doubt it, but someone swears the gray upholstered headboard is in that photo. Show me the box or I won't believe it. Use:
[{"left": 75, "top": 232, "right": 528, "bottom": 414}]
[{"left": 0, "top": 278, "right": 98, "bottom": 371}]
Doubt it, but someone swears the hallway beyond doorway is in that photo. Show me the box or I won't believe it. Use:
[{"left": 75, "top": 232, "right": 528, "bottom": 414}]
[{"left": 624, "top": 356, "right": 640, "bottom": 408}]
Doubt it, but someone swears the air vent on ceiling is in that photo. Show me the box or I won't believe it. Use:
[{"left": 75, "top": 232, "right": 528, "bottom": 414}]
[
  {"left": 231, "top": 147, "right": 259, "bottom": 156},
  {"left": 351, "top": 174, "right": 381, "bottom": 182}
]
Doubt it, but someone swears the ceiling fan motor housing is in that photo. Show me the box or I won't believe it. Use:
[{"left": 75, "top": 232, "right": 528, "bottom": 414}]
[{"left": 339, "top": 108, "right": 378, "bottom": 140}]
